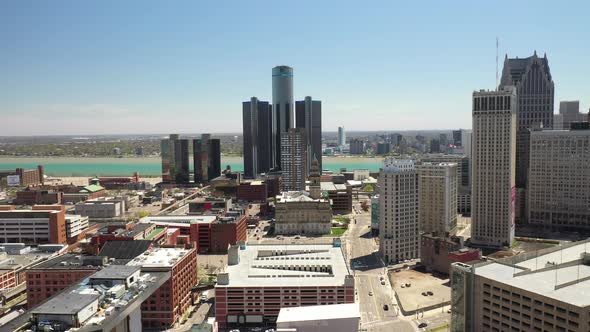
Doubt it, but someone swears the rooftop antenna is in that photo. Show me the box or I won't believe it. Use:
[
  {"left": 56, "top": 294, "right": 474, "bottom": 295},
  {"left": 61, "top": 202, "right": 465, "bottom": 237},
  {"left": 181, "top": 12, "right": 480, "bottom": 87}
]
[{"left": 495, "top": 37, "right": 499, "bottom": 90}]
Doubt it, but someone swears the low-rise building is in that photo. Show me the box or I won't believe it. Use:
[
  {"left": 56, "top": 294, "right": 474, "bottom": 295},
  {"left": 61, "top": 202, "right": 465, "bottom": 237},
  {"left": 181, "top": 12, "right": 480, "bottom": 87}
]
[
  {"left": 319, "top": 182, "right": 352, "bottom": 214},
  {"left": 65, "top": 215, "right": 89, "bottom": 240},
  {"left": 128, "top": 247, "right": 198, "bottom": 329},
  {"left": 14, "top": 188, "right": 63, "bottom": 205},
  {"left": 75, "top": 197, "right": 126, "bottom": 218},
  {"left": 276, "top": 303, "right": 360, "bottom": 332},
  {"left": 420, "top": 233, "right": 480, "bottom": 275},
  {"left": 237, "top": 181, "right": 268, "bottom": 202},
  {"left": 0, "top": 205, "right": 68, "bottom": 244},
  {"left": 189, "top": 197, "right": 231, "bottom": 215},
  {"left": 274, "top": 191, "right": 332, "bottom": 235},
  {"left": 451, "top": 239, "right": 590, "bottom": 332},
  {"left": 0, "top": 165, "right": 44, "bottom": 187},
  {"left": 215, "top": 243, "right": 355, "bottom": 328}
]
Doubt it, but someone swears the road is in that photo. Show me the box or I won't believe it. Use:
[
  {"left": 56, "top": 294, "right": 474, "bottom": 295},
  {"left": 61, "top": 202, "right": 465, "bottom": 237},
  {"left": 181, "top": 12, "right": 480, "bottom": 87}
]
[{"left": 343, "top": 198, "right": 415, "bottom": 332}]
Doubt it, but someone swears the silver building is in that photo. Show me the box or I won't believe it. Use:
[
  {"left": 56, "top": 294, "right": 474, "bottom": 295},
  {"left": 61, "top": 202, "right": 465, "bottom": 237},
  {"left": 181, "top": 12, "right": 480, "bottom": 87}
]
[
  {"left": 273, "top": 65, "right": 294, "bottom": 168},
  {"left": 471, "top": 88, "right": 517, "bottom": 248},
  {"left": 338, "top": 126, "right": 346, "bottom": 147},
  {"left": 379, "top": 158, "right": 419, "bottom": 263}
]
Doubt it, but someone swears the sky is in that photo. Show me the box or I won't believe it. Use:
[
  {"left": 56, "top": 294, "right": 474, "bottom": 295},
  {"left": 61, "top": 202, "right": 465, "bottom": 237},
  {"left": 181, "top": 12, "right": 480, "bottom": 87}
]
[{"left": 1, "top": 1, "right": 589, "bottom": 136}]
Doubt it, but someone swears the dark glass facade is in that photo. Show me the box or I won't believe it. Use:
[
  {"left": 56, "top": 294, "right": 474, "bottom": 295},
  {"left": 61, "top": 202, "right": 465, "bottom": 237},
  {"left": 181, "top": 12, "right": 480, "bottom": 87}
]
[
  {"left": 242, "top": 98, "right": 273, "bottom": 178},
  {"left": 295, "top": 97, "right": 322, "bottom": 172}
]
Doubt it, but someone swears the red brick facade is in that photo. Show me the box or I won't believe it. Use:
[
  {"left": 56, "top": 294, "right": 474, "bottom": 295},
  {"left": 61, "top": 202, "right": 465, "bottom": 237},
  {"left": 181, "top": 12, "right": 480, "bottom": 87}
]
[{"left": 26, "top": 268, "right": 98, "bottom": 308}]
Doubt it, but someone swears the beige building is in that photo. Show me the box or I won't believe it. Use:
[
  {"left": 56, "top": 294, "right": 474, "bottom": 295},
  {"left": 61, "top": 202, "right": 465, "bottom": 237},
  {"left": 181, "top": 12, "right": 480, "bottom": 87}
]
[
  {"left": 528, "top": 127, "right": 590, "bottom": 230},
  {"left": 379, "top": 158, "right": 419, "bottom": 264},
  {"left": 554, "top": 100, "right": 587, "bottom": 130},
  {"left": 420, "top": 154, "right": 470, "bottom": 214},
  {"left": 281, "top": 128, "right": 309, "bottom": 192},
  {"left": 471, "top": 88, "right": 517, "bottom": 248},
  {"left": 451, "top": 239, "right": 590, "bottom": 332},
  {"left": 417, "top": 162, "right": 458, "bottom": 235},
  {"left": 274, "top": 193, "right": 332, "bottom": 235}
]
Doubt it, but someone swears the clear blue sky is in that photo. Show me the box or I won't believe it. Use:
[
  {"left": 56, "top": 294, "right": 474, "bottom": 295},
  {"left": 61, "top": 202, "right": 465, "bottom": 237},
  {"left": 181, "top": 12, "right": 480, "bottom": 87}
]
[{"left": 1, "top": 1, "right": 588, "bottom": 136}]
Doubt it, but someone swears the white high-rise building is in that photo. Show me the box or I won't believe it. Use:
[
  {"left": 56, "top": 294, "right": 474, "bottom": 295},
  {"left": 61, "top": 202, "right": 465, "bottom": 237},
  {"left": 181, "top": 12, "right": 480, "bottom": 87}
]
[
  {"left": 379, "top": 158, "right": 419, "bottom": 263},
  {"left": 471, "top": 88, "right": 517, "bottom": 247},
  {"left": 280, "top": 128, "right": 308, "bottom": 191},
  {"left": 416, "top": 162, "right": 458, "bottom": 235}
]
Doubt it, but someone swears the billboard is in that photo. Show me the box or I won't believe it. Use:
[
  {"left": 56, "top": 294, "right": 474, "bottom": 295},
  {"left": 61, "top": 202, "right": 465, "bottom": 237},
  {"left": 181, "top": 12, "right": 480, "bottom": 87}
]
[{"left": 6, "top": 175, "right": 20, "bottom": 187}]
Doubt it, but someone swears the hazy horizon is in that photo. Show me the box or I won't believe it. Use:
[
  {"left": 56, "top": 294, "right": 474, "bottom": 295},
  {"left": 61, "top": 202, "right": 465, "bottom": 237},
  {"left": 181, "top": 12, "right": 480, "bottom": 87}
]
[{"left": 2, "top": 1, "right": 589, "bottom": 135}]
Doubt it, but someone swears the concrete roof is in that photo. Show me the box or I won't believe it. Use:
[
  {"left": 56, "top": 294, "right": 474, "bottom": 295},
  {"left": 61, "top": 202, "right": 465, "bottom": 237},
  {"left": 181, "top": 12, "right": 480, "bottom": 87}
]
[
  {"left": 89, "top": 265, "right": 140, "bottom": 280},
  {"left": 219, "top": 244, "right": 351, "bottom": 288},
  {"left": 31, "top": 292, "right": 100, "bottom": 315},
  {"left": 475, "top": 240, "right": 590, "bottom": 307},
  {"left": 277, "top": 303, "right": 360, "bottom": 323},
  {"left": 127, "top": 247, "right": 191, "bottom": 268},
  {"left": 140, "top": 215, "right": 216, "bottom": 227}
]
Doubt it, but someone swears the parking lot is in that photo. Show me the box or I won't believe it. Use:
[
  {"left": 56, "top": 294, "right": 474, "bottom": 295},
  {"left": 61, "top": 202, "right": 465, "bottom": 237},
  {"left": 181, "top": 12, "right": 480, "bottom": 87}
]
[{"left": 389, "top": 269, "right": 450, "bottom": 315}]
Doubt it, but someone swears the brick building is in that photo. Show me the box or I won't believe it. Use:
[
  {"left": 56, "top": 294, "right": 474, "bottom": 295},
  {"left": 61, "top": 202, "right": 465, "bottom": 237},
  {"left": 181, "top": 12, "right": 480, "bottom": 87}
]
[
  {"left": 420, "top": 233, "right": 480, "bottom": 275},
  {"left": 128, "top": 247, "right": 198, "bottom": 329},
  {"left": 215, "top": 244, "right": 355, "bottom": 328},
  {"left": 319, "top": 182, "right": 352, "bottom": 214},
  {"left": 25, "top": 254, "right": 105, "bottom": 308},
  {"left": 237, "top": 181, "right": 268, "bottom": 202},
  {"left": 0, "top": 165, "right": 44, "bottom": 187},
  {"left": 14, "top": 189, "right": 63, "bottom": 205}
]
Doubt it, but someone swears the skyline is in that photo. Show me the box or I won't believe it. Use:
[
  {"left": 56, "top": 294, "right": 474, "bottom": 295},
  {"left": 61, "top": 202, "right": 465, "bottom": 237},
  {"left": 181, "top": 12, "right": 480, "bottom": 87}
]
[{"left": 1, "top": 1, "right": 590, "bottom": 135}]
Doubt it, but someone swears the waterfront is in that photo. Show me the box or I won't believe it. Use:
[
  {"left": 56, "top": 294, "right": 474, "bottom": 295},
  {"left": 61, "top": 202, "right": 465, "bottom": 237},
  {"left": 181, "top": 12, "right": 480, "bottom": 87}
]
[{"left": 0, "top": 156, "right": 384, "bottom": 177}]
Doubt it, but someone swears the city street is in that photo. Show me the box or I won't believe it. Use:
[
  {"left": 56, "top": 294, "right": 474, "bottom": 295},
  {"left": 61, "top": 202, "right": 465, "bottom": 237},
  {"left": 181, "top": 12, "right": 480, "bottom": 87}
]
[{"left": 343, "top": 198, "right": 415, "bottom": 332}]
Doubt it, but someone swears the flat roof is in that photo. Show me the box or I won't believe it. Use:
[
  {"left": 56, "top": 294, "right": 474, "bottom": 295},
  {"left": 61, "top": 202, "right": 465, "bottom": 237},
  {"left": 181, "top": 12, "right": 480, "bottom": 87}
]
[
  {"left": 31, "top": 292, "right": 100, "bottom": 315},
  {"left": 277, "top": 303, "right": 360, "bottom": 323},
  {"left": 219, "top": 244, "right": 351, "bottom": 288},
  {"left": 89, "top": 265, "right": 140, "bottom": 280},
  {"left": 29, "top": 254, "right": 97, "bottom": 270},
  {"left": 140, "top": 215, "right": 216, "bottom": 227},
  {"left": 127, "top": 247, "right": 191, "bottom": 268},
  {"left": 475, "top": 240, "right": 590, "bottom": 307}
]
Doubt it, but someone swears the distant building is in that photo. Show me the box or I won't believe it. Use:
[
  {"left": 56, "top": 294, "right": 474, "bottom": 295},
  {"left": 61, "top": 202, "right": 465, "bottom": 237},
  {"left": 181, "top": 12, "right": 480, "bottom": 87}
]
[
  {"left": 452, "top": 130, "right": 462, "bottom": 146},
  {"left": 215, "top": 244, "right": 355, "bottom": 328},
  {"left": 276, "top": 303, "right": 360, "bottom": 332},
  {"left": 376, "top": 142, "right": 391, "bottom": 155},
  {"left": 451, "top": 239, "right": 590, "bottom": 332},
  {"left": 242, "top": 97, "right": 273, "bottom": 178},
  {"left": 75, "top": 197, "right": 126, "bottom": 218},
  {"left": 273, "top": 65, "right": 294, "bottom": 168},
  {"left": 296, "top": 96, "right": 322, "bottom": 172},
  {"left": 237, "top": 181, "right": 268, "bottom": 202},
  {"left": 471, "top": 88, "right": 517, "bottom": 248},
  {"left": 554, "top": 100, "right": 587, "bottom": 130},
  {"left": 379, "top": 159, "right": 419, "bottom": 263},
  {"left": 0, "top": 165, "right": 44, "bottom": 187},
  {"left": 161, "top": 134, "right": 190, "bottom": 184},
  {"left": 14, "top": 188, "right": 63, "bottom": 205},
  {"left": 499, "top": 52, "right": 554, "bottom": 223},
  {"left": 389, "top": 133, "right": 402, "bottom": 147},
  {"left": 417, "top": 162, "right": 458, "bottom": 235},
  {"left": 349, "top": 139, "right": 364, "bottom": 155},
  {"left": 194, "top": 134, "right": 221, "bottom": 183},
  {"left": 430, "top": 139, "right": 441, "bottom": 153},
  {"left": 528, "top": 127, "right": 590, "bottom": 231},
  {"left": 281, "top": 128, "right": 309, "bottom": 191},
  {"left": 420, "top": 154, "right": 470, "bottom": 214},
  {"left": 338, "top": 126, "right": 346, "bottom": 147}
]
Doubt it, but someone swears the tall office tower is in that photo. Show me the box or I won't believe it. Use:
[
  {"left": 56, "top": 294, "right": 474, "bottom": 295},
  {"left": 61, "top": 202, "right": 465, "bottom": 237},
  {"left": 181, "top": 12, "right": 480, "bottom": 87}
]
[
  {"left": 242, "top": 97, "right": 273, "bottom": 178},
  {"left": 295, "top": 96, "right": 322, "bottom": 172},
  {"left": 462, "top": 130, "right": 472, "bottom": 159},
  {"left": 417, "top": 162, "right": 458, "bottom": 235},
  {"left": 528, "top": 126, "right": 590, "bottom": 231},
  {"left": 389, "top": 133, "right": 402, "bottom": 147},
  {"left": 161, "top": 134, "right": 189, "bottom": 184},
  {"left": 280, "top": 128, "right": 308, "bottom": 192},
  {"left": 499, "top": 52, "right": 554, "bottom": 223},
  {"left": 193, "top": 134, "right": 221, "bottom": 183},
  {"left": 471, "top": 88, "right": 517, "bottom": 247},
  {"left": 338, "top": 126, "right": 346, "bottom": 146},
  {"left": 430, "top": 139, "right": 441, "bottom": 153},
  {"left": 452, "top": 130, "right": 462, "bottom": 146},
  {"left": 554, "top": 101, "right": 587, "bottom": 130},
  {"left": 379, "top": 159, "right": 419, "bottom": 264},
  {"left": 273, "top": 65, "right": 294, "bottom": 168}
]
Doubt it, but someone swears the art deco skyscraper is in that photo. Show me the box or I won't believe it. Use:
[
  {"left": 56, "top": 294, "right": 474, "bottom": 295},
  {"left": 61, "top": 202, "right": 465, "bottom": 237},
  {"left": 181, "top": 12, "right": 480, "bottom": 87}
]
[
  {"left": 471, "top": 88, "right": 517, "bottom": 247},
  {"left": 280, "top": 128, "right": 308, "bottom": 192},
  {"left": 242, "top": 97, "right": 273, "bottom": 178},
  {"left": 273, "top": 65, "right": 294, "bottom": 169},
  {"left": 295, "top": 96, "right": 322, "bottom": 172},
  {"left": 379, "top": 158, "right": 419, "bottom": 263},
  {"left": 499, "top": 52, "right": 554, "bottom": 222}
]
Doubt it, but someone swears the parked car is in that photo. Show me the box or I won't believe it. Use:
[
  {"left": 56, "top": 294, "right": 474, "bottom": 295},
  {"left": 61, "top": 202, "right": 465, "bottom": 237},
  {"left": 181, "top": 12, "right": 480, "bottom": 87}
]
[
  {"left": 418, "top": 323, "right": 428, "bottom": 328},
  {"left": 427, "top": 291, "right": 434, "bottom": 296},
  {"left": 383, "top": 304, "right": 389, "bottom": 311},
  {"left": 381, "top": 280, "right": 386, "bottom": 285},
  {"left": 368, "top": 291, "right": 373, "bottom": 296}
]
